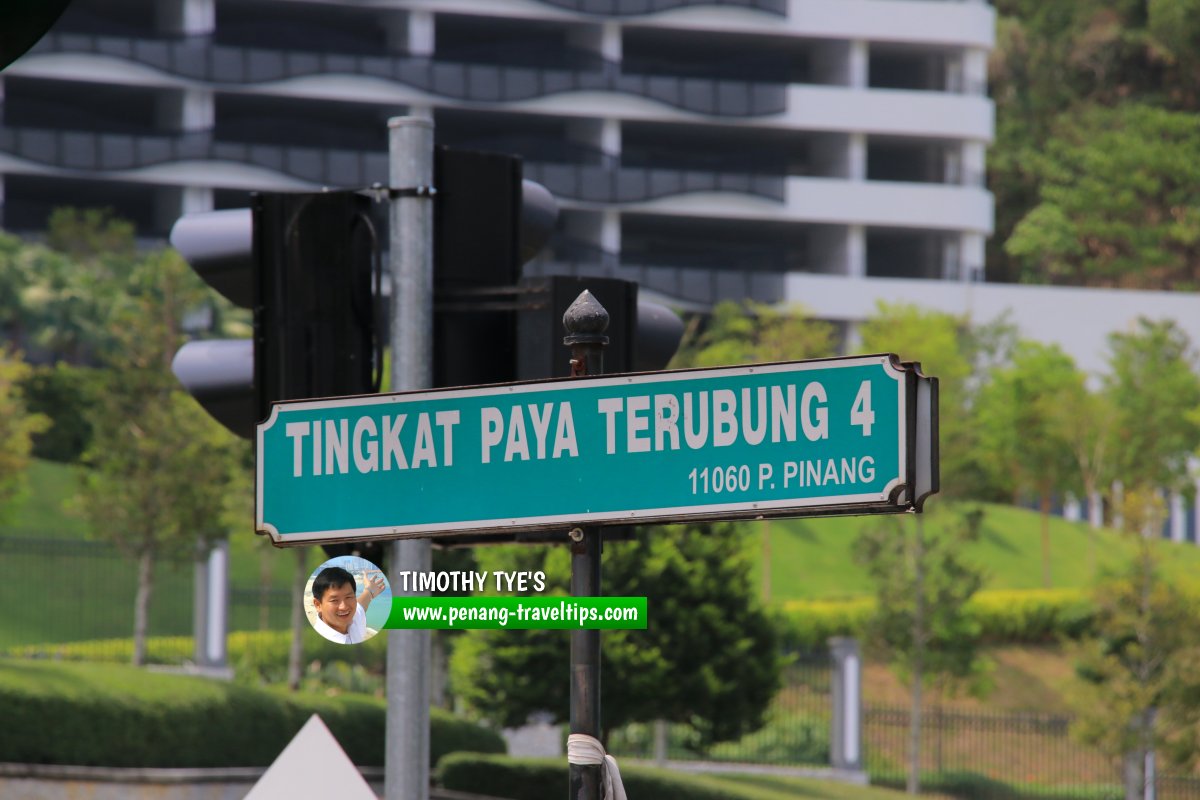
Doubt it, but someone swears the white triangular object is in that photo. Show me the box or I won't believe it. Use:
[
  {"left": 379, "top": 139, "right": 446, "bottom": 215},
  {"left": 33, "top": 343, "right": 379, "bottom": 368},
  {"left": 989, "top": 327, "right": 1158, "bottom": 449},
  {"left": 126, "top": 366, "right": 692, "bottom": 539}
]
[{"left": 244, "top": 714, "right": 377, "bottom": 800}]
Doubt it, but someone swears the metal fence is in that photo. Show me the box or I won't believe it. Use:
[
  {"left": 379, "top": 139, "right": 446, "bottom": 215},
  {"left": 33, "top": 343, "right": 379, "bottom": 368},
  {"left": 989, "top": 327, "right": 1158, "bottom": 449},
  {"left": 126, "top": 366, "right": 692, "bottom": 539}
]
[
  {"left": 606, "top": 653, "right": 1200, "bottom": 800},
  {"left": 863, "top": 705, "right": 1122, "bottom": 799},
  {"left": 0, "top": 536, "right": 293, "bottom": 662},
  {"left": 7, "top": 536, "right": 1200, "bottom": 798},
  {"left": 0, "top": 535, "right": 394, "bottom": 688}
]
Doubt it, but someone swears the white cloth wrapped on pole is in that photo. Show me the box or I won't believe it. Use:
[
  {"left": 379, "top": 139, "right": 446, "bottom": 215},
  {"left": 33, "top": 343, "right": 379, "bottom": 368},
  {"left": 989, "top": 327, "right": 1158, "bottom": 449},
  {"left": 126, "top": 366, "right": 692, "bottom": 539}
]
[{"left": 567, "top": 733, "right": 627, "bottom": 800}]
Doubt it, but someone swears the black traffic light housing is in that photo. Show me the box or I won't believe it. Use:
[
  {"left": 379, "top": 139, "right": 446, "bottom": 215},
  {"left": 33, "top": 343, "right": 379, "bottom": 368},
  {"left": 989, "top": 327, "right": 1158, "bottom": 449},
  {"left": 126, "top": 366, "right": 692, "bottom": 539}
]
[
  {"left": 431, "top": 147, "right": 682, "bottom": 390},
  {"left": 253, "top": 192, "right": 381, "bottom": 426},
  {"left": 171, "top": 191, "right": 382, "bottom": 439},
  {"left": 173, "top": 191, "right": 383, "bottom": 562},
  {"left": 432, "top": 146, "right": 557, "bottom": 389}
]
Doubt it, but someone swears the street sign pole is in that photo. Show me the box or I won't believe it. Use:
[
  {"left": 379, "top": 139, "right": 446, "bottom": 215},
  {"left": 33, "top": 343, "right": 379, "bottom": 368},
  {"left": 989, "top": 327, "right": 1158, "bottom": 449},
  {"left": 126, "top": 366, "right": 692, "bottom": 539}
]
[
  {"left": 564, "top": 291, "right": 608, "bottom": 800},
  {"left": 386, "top": 114, "right": 434, "bottom": 800}
]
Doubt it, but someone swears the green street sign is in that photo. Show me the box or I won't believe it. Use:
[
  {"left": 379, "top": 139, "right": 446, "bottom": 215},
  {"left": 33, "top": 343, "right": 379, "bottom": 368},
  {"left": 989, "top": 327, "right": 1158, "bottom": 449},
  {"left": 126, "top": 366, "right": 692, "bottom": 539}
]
[{"left": 256, "top": 355, "right": 938, "bottom": 546}]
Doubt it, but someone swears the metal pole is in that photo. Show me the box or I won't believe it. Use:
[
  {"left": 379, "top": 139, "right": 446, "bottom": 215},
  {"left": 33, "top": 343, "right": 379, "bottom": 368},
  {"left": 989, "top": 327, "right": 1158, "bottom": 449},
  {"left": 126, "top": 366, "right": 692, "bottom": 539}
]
[
  {"left": 563, "top": 290, "right": 608, "bottom": 800},
  {"left": 386, "top": 114, "right": 434, "bottom": 800}
]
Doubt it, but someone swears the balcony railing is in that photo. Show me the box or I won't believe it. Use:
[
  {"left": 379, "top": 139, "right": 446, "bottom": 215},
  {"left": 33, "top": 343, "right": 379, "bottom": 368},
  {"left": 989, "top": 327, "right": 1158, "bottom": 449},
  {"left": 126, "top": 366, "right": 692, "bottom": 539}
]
[
  {"left": 0, "top": 127, "right": 388, "bottom": 186},
  {"left": 534, "top": 235, "right": 793, "bottom": 303},
  {"left": 527, "top": 257, "right": 786, "bottom": 307},
  {"left": 531, "top": 0, "right": 786, "bottom": 15},
  {"left": 31, "top": 33, "right": 787, "bottom": 118},
  {"left": 0, "top": 126, "right": 788, "bottom": 204},
  {"left": 525, "top": 161, "right": 785, "bottom": 203}
]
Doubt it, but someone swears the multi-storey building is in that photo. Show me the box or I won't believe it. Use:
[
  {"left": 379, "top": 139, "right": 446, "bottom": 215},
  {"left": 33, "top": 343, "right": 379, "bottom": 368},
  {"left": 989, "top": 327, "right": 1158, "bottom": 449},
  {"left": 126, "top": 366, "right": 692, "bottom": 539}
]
[{"left": 0, "top": 0, "right": 995, "bottom": 318}]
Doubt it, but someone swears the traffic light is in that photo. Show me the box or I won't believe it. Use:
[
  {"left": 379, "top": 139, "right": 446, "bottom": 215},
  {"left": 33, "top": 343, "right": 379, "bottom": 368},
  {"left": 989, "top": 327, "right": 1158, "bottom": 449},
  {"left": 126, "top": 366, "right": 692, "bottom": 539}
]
[
  {"left": 173, "top": 191, "right": 383, "bottom": 561},
  {"left": 432, "top": 146, "right": 684, "bottom": 387},
  {"left": 171, "top": 191, "right": 381, "bottom": 440},
  {"left": 432, "top": 145, "right": 557, "bottom": 389}
]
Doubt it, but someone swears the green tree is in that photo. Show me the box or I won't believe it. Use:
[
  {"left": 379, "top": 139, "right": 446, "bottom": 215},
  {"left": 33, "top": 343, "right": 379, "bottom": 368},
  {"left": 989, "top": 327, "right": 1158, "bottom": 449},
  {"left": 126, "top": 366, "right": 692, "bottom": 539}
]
[
  {"left": 78, "top": 248, "right": 241, "bottom": 666},
  {"left": 0, "top": 349, "right": 50, "bottom": 523},
  {"left": 19, "top": 363, "right": 102, "bottom": 462},
  {"left": 1006, "top": 104, "right": 1200, "bottom": 289},
  {"left": 854, "top": 509, "right": 989, "bottom": 795},
  {"left": 450, "top": 523, "right": 780, "bottom": 748},
  {"left": 1061, "top": 381, "right": 1117, "bottom": 532},
  {"left": 1072, "top": 503, "right": 1200, "bottom": 800},
  {"left": 1146, "top": 0, "right": 1200, "bottom": 107},
  {"left": 673, "top": 300, "right": 835, "bottom": 369},
  {"left": 974, "top": 341, "right": 1082, "bottom": 586},
  {"left": 45, "top": 206, "right": 136, "bottom": 264},
  {"left": 987, "top": 1, "right": 1198, "bottom": 282},
  {"left": 1104, "top": 318, "right": 1200, "bottom": 499},
  {"left": 0, "top": 215, "right": 147, "bottom": 364},
  {"left": 36, "top": 208, "right": 140, "bottom": 362},
  {"left": 858, "top": 302, "right": 1012, "bottom": 500},
  {"left": 0, "top": 232, "right": 34, "bottom": 344}
]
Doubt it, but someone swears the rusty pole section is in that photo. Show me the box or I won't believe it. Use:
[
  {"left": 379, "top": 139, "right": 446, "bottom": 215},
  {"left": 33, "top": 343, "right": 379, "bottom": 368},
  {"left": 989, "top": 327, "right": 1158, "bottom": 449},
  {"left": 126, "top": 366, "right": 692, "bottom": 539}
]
[{"left": 563, "top": 290, "right": 607, "bottom": 800}]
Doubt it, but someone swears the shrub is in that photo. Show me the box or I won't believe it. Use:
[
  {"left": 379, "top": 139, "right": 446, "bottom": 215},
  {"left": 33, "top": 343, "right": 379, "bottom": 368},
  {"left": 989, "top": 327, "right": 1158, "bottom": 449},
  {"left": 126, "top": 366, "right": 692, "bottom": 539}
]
[
  {"left": 876, "top": 770, "right": 1122, "bottom": 800},
  {"left": 5, "top": 629, "right": 388, "bottom": 678},
  {"left": 610, "top": 712, "right": 830, "bottom": 767},
  {"left": 430, "top": 709, "right": 509, "bottom": 766},
  {"left": 437, "top": 754, "right": 802, "bottom": 800},
  {"left": 775, "top": 599, "right": 873, "bottom": 651},
  {"left": 708, "top": 713, "right": 829, "bottom": 765},
  {"left": 0, "top": 658, "right": 502, "bottom": 768},
  {"left": 966, "top": 589, "right": 1095, "bottom": 643},
  {"left": 779, "top": 589, "right": 1096, "bottom": 650}
]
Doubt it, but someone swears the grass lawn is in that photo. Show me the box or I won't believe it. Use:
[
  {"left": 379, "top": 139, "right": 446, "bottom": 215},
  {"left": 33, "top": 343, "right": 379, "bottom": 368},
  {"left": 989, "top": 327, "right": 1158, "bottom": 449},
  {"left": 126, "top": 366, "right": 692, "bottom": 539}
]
[
  {"left": 2, "top": 459, "right": 88, "bottom": 538},
  {"left": 9, "top": 458, "right": 1200, "bottom": 635},
  {"left": 0, "top": 459, "right": 327, "bottom": 647},
  {"left": 750, "top": 500, "right": 1200, "bottom": 602},
  {"left": 859, "top": 645, "right": 1080, "bottom": 713},
  {"left": 706, "top": 773, "right": 951, "bottom": 799},
  {"left": 0, "top": 458, "right": 324, "bottom": 589}
]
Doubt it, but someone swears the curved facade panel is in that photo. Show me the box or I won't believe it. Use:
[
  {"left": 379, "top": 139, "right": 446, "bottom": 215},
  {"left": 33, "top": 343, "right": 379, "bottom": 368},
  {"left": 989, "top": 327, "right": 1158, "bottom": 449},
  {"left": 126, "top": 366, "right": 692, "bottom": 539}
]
[
  {"left": 531, "top": 0, "right": 786, "bottom": 16},
  {"left": 579, "top": 177, "right": 991, "bottom": 233},
  {"left": 525, "top": 161, "right": 785, "bottom": 202},
  {"left": 30, "top": 34, "right": 786, "bottom": 118},
  {"left": 0, "top": 128, "right": 367, "bottom": 184},
  {"left": 0, "top": 127, "right": 787, "bottom": 204},
  {"left": 392, "top": 0, "right": 990, "bottom": 48}
]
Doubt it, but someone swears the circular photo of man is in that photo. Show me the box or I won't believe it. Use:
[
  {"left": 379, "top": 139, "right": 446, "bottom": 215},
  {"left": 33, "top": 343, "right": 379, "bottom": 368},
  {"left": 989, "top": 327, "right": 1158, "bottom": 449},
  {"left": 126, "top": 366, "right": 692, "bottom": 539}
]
[{"left": 305, "top": 556, "right": 390, "bottom": 645}]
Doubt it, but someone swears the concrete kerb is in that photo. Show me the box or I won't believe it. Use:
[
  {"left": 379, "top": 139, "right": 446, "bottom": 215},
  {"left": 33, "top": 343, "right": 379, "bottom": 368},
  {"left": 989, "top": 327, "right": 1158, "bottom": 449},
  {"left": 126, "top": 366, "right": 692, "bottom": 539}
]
[{"left": 0, "top": 764, "right": 511, "bottom": 800}]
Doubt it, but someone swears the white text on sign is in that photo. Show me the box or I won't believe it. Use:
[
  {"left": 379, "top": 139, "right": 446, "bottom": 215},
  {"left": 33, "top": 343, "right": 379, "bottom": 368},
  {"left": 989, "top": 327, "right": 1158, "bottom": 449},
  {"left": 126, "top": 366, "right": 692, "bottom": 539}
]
[{"left": 280, "top": 379, "right": 876, "bottom": 478}]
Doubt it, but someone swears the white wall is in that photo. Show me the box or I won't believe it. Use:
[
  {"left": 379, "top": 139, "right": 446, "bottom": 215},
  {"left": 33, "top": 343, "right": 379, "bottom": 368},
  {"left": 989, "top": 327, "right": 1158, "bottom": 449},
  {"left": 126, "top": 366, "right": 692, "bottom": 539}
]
[{"left": 784, "top": 273, "right": 1200, "bottom": 376}]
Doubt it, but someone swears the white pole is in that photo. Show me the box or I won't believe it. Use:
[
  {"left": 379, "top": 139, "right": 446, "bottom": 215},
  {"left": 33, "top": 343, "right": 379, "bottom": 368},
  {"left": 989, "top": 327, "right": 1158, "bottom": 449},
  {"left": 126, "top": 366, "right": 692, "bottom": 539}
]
[
  {"left": 206, "top": 539, "right": 228, "bottom": 666},
  {"left": 385, "top": 114, "right": 434, "bottom": 800},
  {"left": 1170, "top": 491, "right": 1185, "bottom": 543}
]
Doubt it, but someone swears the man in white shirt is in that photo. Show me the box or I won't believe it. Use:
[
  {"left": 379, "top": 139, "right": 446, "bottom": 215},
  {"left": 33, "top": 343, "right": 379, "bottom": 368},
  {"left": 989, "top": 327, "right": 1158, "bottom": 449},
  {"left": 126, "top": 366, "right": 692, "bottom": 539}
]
[{"left": 311, "top": 566, "right": 386, "bottom": 645}]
